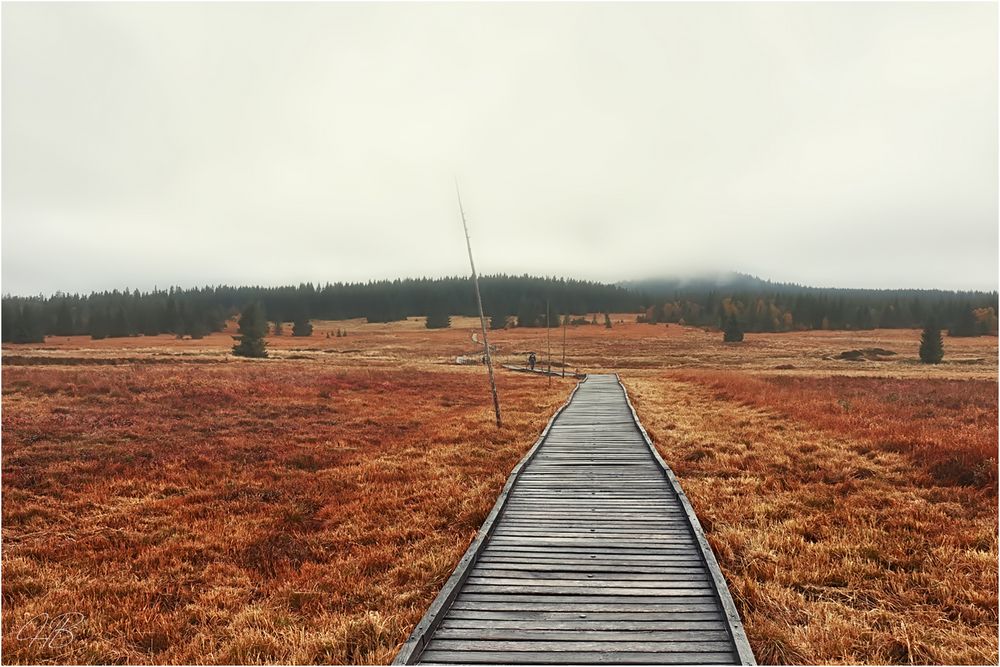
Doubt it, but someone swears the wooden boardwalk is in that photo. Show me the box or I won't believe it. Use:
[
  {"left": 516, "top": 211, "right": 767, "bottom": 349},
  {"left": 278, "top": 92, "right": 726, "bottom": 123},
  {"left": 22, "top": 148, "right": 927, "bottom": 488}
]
[{"left": 395, "top": 374, "right": 754, "bottom": 665}]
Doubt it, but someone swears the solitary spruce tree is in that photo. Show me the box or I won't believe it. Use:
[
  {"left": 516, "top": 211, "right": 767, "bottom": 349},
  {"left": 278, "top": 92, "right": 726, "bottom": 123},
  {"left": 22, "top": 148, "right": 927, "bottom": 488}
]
[
  {"left": 232, "top": 303, "right": 268, "bottom": 358},
  {"left": 292, "top": 315, "right": 313, "bottom": 337},
  {"left": 723, "top": 315, "right": 744, "bottom": 343},
  {"left": 425, "top": 309, "right": 451, "bottom": 329},
  {"left": 919, "top": 318, "right": 944, "bottom": 364},
  {"left": 604, "top": 313, "right": 613, "bottom": 329}
]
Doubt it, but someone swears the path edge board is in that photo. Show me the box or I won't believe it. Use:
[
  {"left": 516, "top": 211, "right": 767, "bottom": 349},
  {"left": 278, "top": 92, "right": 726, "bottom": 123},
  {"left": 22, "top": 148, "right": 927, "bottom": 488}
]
[
  {"left": 616, "top": 374, "right": 757, "bottom": 666},
  {"left": 392, "top": 376, "right": 588, "bottom": 665}
]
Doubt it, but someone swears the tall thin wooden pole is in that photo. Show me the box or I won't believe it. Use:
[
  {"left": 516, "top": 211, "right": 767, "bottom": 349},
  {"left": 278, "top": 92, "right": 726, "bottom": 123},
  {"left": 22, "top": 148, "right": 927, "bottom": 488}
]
[
  {"left": 561, "top": 314, "right": 567, "bottom": 378},
  {"left": 456, "top": 181, "right": 501, "bottom": 428},
  {"left": 546, "top": 300, "right": 551, "bottom": 387}
]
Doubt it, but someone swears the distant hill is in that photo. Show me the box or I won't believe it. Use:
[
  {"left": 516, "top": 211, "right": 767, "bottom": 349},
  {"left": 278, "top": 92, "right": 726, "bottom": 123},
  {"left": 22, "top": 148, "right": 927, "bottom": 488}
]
[
  {"left": 623, "top": 271, "right": 997, "bottom": 298},
  {"left": 3, "top": 272, "right": 997, "bottom": 344},
  {"left": 622, "top": 272, "right": 998, "bottom": 334}
]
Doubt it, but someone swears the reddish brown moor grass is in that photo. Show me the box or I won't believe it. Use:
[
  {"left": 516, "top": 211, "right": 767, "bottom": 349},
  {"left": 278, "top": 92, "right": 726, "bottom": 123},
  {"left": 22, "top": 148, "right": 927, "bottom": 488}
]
[
  {"left": 3, "top": 322, "right": 997, "bottom": 664},
  {"left": 671, "top": 372, "right": 998, "bottom": 489},
  {"left": 1, "top": 363, "right": 572, "bottom": 663},
  {"left": 624, "top": 372, "right": 998, "bottom": 665}
]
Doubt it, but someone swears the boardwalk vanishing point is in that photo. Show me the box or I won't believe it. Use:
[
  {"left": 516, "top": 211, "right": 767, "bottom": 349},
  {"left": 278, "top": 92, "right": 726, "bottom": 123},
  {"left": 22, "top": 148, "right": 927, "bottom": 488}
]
[{"left": 395, "top": 374, "right": 755, "bottom": 665}]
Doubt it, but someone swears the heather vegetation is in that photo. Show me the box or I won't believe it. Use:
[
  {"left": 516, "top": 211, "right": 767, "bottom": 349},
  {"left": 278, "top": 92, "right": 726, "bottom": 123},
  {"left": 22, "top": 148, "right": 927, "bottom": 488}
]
[{"left": 2, "top": 319, "right": 996, "bottom": 664}]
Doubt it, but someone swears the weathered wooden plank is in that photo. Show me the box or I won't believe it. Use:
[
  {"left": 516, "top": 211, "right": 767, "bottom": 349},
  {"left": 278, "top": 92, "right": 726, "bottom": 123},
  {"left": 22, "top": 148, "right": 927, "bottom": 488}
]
[
  {"left": 448, "top": 602, "right": 724, "bottom": 614},
  {"left": 432, "top": 629, "right": 733, "bottom": 641},
  {"left": 478, "top": 555, "right": 705, "bottom": 565},
  {"left": 461, "top": 585, "right": 713, "bottom": 597},
  {"left": 457, "top": 594, "right": 721, "bottom": 604},
  {"left": 472, "top": 568, "right": 710, "bottom": 579},
  {"left": 395, "top": 374, "right": 753, "bottom": 665},
  {"left": 424, "top": 639, "right": 735, "bottom": 652},
  {"left": 475, "top": 561, "right": 706, "bottom": 580},
  {"left": 493, "top": 530, "right": 695, "bottom": 537},
  {"left": 481, "top": 546, "right": 700, "bottom": 556},
  {"left": 486, "top": 539, "right": 699, "bottom": 548},
  {"left": 440, "top": 617, "right": 728, "bottom": 629},
  {"left": 419, "top": 650, "right": 737, "bottom": 664},
  {"left": 466, "top": 576, "right": 712, "bottom": 587}
]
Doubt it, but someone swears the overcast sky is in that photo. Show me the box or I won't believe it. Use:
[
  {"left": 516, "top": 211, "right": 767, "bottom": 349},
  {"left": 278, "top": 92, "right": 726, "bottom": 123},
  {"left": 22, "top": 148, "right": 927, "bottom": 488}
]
[{"left": 2, "top": 2, "right": 997, "bottom": 296}]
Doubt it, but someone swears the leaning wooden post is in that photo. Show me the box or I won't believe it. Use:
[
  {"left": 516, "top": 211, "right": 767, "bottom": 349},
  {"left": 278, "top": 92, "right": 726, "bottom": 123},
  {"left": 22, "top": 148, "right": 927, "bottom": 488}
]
[
  {"left": 456, "top": 181, "right": 502, "bottom": 428},
  {"left": 546, "top": 300, "right": 551, "bottom": 387},
  {"left": 561, "top": 313, "right": 567, "bottom": 378}
]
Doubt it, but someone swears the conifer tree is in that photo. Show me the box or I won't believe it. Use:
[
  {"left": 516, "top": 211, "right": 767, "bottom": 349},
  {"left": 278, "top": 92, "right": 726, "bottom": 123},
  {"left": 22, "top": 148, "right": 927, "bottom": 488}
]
[
  {"left": 188, "top": 313, "right": 209, "bottom": 340},
  {"left": 181, "top": 308, "right": 200, "bottom": 339},
  {"left": 723, "top": 314, "right": 744, "bottom": 342},
  {"left": 425, "top": 308, "right": 451, "bottom": 329},
  {"left": 163, "top": 297, "right": 180, "bottom": 335},
  {"left": 90, "top": 306, "right": 109, "bottom": 340},
  {"left": 855, "top": 306, "right": 873, "bottom": 330},
  {"left": 490, "top": 312, "right": 508, "bottom": 330},
  {"left": 54, "top": 300, "right": 75, "bottom": 336},
  {"left": 604, "top": 313, "right": 612, "bottom": 329},
  {"left": 140, "top": 302, "right": 161, "bottom": 336},
  {"left": 292, "top": 315, "right": 313, "bottom": 337},
  {"left": 949, "top": 308, "right": 978, "bottom": 337},
  {"left": 232, "top": 302, "right": 268, "bottom": 358},
  {"left": 12, "top": 304, "right": 44, "bottom": 343},
  {"left": 110, "top": 304, "right": 130, "bottom": 338},
  {"left": 174, "top": 302, "right": 188, "bottom": 339},
  {"left": 919, "top": 318, "right": 944, "bottom": 364},
  {"left": 516, "top": 300, "right": 542, "bottom": 328},
  {"left": 273, "top": 320, "right": 283, "bottom": 336},
  {"left": 1, "top": 301, "right": 16, "bottom": 342}
]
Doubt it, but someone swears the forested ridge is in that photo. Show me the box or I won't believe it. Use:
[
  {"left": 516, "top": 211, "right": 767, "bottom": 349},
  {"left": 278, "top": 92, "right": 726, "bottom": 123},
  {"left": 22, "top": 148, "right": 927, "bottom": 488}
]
[
  {"left": 629, "top": 274, "right": 998, "bottom": 335},
  {"left": 2, "top": 273, "right": 996, "bottom": 343}
]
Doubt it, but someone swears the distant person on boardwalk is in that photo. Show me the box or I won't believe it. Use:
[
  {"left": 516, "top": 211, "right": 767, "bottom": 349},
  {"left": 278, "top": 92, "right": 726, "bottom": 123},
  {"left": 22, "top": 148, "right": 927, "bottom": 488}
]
[{"left": 528, "top": 352, "right": 536, "bottom": 371}]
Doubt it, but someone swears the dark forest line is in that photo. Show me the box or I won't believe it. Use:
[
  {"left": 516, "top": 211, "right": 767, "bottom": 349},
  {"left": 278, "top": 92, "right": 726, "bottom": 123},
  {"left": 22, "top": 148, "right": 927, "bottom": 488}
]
[{"left": 2, "top": 273, "right": 997, "bottom": 343}]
